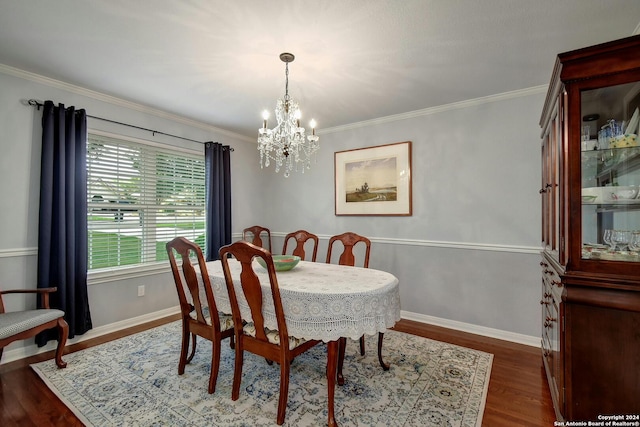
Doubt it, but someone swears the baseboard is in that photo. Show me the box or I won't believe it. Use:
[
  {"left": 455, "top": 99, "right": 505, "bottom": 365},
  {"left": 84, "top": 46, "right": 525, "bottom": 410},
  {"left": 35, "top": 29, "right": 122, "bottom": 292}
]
[
  {"left": 400, "top": 310, "right": 540, "bottom": 348},
  {"left": 2, "top": 305, "right": 539, "bottom": 365},
  {"left": 0, "top": 306, "right": 181, "bottom": 365}
]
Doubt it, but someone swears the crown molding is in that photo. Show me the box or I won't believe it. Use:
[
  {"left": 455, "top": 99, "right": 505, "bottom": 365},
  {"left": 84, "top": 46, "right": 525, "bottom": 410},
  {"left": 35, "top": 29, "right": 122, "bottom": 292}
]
[
  {"left": 1, "top": 63, "right": 552, "bottom": 143},
  {"left": 0, "top": 63, "right": 254, "bottom": 143},
  {"left": 320, "top": 85, "right": 548, "bottom": 135}
]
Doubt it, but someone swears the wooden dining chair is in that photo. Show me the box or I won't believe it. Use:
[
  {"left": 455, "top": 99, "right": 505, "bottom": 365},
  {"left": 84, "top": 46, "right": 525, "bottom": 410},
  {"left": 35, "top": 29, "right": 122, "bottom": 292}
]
[
  {"left": 242, "top": 225, "right": 272, "bottom": 252},
  {"left": 0, "top": 287, "right": 68, "bottom": 368},
  {"left": 166, "top": 237, "right": 234, "bottom": 394},
  {"left": 219, "top": 241, "right": 321, "bottom": 425},
  {"left": 282, "top": 229, "right": 319, "bottom": 261},
  {"left": 326, "top": 232, "right": 389, "bottom": 372}
]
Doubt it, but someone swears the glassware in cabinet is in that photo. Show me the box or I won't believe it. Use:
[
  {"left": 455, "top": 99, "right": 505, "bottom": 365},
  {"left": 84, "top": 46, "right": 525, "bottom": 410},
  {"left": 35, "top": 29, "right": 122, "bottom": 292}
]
[{"left": 581, "top": 81, "right": 640, "bottom": 262}]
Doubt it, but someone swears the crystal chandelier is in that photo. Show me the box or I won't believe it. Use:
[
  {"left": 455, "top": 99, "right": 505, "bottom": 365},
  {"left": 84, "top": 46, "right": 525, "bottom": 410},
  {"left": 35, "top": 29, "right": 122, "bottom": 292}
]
[{"left": 258, "top": 53, "right": 319, "bottom": 177}]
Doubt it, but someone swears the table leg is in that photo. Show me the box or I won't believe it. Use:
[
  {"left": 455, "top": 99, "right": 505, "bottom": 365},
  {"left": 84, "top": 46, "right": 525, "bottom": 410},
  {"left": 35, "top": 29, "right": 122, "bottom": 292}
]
[
  {"left": 337, "top": 337, "right": 346, "bottom": 386},
  {"left": 377, "top": 332, "right": 390, "bottom": 371},
  {"left": 326, "top": 340, "right": 339, "bottom": 427}
]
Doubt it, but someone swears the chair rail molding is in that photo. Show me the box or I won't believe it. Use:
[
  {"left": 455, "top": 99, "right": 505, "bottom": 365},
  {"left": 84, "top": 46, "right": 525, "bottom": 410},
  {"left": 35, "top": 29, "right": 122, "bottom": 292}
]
[
  {"left": 266, "top": 232, "right": 541, "bottom": 255},
  {"left": 0, "top": 247, "right": 38, "bottom": 258}
]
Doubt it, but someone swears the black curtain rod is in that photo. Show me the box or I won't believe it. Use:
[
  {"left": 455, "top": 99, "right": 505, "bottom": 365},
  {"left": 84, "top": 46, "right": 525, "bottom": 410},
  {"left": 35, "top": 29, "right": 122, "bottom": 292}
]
[{"left": 27, "top": 99, "right": 233, "bottom": 150}]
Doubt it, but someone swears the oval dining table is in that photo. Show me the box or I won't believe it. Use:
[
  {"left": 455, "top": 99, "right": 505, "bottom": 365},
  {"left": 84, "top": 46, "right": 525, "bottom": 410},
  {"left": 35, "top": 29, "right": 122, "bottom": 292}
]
[{"left": 200, "top": 259, "right": 401, "bottom": 427}]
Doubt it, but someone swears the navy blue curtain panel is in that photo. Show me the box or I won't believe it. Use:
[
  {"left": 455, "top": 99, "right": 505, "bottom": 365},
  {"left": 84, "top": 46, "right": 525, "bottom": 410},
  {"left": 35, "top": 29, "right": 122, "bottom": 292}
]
[
  {"left": 205, "top": 142, "right": 232, "bottom": 261},
  {"left": 36, "top": 101, "right": 92, "bottom": 346}
]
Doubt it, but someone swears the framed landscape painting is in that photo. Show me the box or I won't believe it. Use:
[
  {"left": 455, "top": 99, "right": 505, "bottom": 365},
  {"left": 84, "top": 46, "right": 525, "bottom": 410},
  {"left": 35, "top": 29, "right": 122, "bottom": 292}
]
[{"left": 334, "top": 141, "right": 412, "bottom": 216}]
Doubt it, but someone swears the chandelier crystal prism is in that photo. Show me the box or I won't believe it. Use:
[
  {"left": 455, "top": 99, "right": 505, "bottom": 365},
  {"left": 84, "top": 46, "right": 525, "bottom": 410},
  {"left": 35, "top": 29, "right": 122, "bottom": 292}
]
[{"left": 258, "top": 53, "right": 319, "bottom": 178}]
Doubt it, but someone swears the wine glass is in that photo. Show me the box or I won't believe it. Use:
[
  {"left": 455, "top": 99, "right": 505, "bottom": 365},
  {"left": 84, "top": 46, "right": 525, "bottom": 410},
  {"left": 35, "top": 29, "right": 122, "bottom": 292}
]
[
  {"left": 629, "top": 232, "right": 640, "bottom": 258},
  {"left": 603, "top": 229, "right": 614, "bottom": 251},
  {"left": 613, "top": 230, "right": 631, "bottom": 253}
]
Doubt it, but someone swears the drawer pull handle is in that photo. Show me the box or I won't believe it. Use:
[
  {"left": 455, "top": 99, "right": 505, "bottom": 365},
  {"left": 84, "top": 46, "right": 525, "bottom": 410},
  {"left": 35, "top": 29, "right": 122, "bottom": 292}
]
[{"left": 539, "top": 183, "right": 552, "bottom": 194}]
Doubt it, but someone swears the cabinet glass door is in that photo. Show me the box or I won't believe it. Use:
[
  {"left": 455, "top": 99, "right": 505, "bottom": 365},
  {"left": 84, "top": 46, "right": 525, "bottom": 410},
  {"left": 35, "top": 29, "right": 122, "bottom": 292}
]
[{"left": 582, "top": 81, "right": 640, "bottom": 261}]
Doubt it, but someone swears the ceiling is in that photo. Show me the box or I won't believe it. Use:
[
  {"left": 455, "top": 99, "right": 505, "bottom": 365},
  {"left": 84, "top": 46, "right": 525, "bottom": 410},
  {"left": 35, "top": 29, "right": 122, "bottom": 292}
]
[{"left": 1, "top": 0, "right": 639, "bottom": 138}]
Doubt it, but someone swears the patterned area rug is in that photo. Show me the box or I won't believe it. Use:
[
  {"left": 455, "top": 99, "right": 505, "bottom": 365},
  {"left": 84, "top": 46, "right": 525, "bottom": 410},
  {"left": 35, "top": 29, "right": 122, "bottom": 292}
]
[{"left": 32, "top": 321, "right": 493, "bottom": 426}]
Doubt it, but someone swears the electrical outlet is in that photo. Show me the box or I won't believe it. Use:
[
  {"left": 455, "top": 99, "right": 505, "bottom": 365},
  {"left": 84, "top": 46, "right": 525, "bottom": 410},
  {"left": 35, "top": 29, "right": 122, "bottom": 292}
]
[{"left": 138, "top": 285, "right": 145, "bottom": 297}]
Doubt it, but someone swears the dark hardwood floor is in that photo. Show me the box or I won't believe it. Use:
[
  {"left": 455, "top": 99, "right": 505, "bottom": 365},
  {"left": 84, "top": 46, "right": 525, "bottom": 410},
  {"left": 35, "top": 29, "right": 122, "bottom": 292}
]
[
  {"left": 0, "top": 316, "right": 556, "bottom": 426},
  {"left": 393, "top": 320, "right": 556, "bottom": 426}
]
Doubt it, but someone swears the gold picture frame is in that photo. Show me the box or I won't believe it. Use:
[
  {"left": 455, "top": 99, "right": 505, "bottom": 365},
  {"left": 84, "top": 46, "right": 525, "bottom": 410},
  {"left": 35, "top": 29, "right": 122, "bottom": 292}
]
[{"left": 334, "top": 141, "right": 412, "bottom": 216}]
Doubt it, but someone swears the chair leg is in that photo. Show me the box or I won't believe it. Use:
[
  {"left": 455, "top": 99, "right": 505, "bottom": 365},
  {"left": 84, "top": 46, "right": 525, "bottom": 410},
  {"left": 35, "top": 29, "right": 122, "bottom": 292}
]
[
  {"left": 377, "top": 332, "right": 390, "bottom": 371},
  {"left": 359, "top": 335, "right": 366, "bottom": 356},
  {"left": 231, "top": 339, "right": 244, "bottom": 401},
  {"left": 208, "top": 339, "right": 221, "bottom": 394},
  {"left": 178, "top": 322, "right": 190, "bottom": 375},
  {"left": 276, "top": 360, "right": 290, "bottom": 425},
  {"left": 186, "top": 333, "right": 197, "bottom": 363},
  {"left": 54, "top": 318, "right": 68, "bottom": 369},
  {"left": 337, "top": 337, "right": 346, "bottom": 386}
]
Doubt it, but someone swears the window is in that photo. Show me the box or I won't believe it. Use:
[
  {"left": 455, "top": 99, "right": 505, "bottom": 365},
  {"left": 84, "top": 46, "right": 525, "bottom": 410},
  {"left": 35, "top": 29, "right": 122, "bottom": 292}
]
[{"left": 87, "top": 133, "right": 205, "bottom": 271}]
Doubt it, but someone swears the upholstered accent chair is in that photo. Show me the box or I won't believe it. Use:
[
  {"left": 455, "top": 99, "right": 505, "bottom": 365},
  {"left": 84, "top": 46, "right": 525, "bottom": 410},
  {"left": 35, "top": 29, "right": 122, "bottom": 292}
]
[{"left": 0, "top": 287, "right": 68, "bottom": 368}]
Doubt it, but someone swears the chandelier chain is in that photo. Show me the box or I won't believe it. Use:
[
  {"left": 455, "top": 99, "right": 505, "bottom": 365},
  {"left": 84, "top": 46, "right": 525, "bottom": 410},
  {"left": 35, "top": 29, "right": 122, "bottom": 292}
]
[{"left": 285, "top": 62, "right": 289, "bottom": 100}]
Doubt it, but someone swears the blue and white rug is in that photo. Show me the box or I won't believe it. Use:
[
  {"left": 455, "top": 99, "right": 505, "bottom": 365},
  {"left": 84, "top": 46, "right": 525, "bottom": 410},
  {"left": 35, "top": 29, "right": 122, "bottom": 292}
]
[{"left": 32, "top": 321, "right": 492, "bottom": 426}]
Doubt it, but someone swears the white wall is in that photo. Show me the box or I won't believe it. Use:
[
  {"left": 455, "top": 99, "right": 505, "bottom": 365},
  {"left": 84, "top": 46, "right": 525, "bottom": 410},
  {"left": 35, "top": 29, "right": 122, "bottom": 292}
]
[{"left": 0, "top": 64, "right": 545, "bottom": 363}]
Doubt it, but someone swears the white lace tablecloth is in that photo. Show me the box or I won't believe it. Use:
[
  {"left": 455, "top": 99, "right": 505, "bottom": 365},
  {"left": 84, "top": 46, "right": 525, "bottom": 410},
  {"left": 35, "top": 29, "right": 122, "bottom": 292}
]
[{"left": 199, "top": 260, "right": 400, "bottom": 343}]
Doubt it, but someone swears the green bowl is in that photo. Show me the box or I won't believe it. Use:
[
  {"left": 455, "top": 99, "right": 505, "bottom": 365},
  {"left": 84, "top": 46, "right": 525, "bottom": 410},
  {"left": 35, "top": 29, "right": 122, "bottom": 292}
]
[{"left": 256, "top": 255, "right": 301, "bottom": 271}]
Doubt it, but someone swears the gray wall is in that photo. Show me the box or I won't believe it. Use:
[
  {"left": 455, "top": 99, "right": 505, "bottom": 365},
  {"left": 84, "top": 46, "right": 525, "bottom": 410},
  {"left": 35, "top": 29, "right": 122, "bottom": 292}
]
[
  {"left": 0, "top": 67, "right": 258, "bottom": 359},
  {"left": 0, "top": 65, "right": 543, "bottom": 362},
  {"left": 254, "top": 90, "right": 545, "bottom": 342}
]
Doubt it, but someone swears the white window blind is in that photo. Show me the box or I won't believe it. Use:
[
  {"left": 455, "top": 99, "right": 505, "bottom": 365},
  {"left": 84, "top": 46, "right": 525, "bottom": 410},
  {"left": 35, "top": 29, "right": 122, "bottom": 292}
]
[{"left": 87, "top": 133, "right": 205, "bottom": 270}]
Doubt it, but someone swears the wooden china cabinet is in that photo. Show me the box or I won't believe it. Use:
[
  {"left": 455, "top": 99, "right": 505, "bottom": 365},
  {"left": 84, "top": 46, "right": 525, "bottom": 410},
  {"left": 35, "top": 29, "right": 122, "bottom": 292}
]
[{"left": 539, "top": 34, "right": 640, "bottom": 422}]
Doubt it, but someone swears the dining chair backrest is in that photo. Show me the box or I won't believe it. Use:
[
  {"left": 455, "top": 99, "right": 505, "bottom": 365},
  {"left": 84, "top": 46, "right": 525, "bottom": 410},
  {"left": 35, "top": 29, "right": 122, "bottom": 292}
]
[
  {"left": 220, "top": 240, "right": 288, "bottom": 341},
  {"left": 325, "top": 232, "right": 386, "bottom": 367},
  {"left": 326, "top": 232, "right": 371, "bottom": 268},
  {"left": 242, "top": 225, "right": 272, "bottom": 252},
  {"left": 166, "top": 236, "right": 234, "bottom": 394},
  {"left": 282, "top": 229, "right": 319, "bottom": 262},
  {"left": 219, "top": 240, "right": 320, "bottom": 424},
  {"left": 166, "top": 237, "right": 224, "bottom": 334}
]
